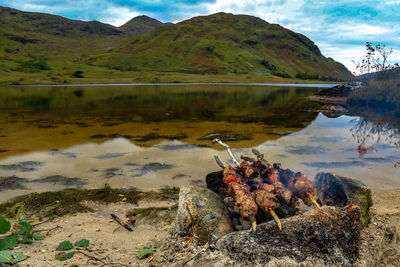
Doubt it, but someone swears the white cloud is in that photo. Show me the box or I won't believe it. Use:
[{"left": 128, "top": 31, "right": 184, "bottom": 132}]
[
  {"left": 20, "top": 3, "right": 48, "bottom": 11},
  {"left": 318, "top": 43, "right": 366, "bottom": 73},
  {"left": 204, "top": 0, "right": 304, "bottom": 24},
  {"left": 101, "top": 4, "right": 140, "bottom": 26},
  {"left": 340, "top": 24, "right": 393, "bottom": 35}
]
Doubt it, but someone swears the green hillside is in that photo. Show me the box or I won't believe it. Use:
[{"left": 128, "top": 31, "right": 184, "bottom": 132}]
[
  {"left": 0, "top": 6, "right": 164, "bottom": 51},
  {"left": 0, "top": 7, "right": 352, "bottom": 84},
  {"left": 95, "top": 13, "right": 352, "bottom": 80}
]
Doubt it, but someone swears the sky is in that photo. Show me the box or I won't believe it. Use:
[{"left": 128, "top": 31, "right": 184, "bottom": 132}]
[{"left": 2, "top": 0, "right": 400, "bottom": 73}]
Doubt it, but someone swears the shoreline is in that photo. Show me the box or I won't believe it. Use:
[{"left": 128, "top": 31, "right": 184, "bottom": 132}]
[
  {"left": 11, "top": 82, "right": 340, "bottom": 88},
  {"left": 1, "top": 186, "right": 398, "bottom": 266}
]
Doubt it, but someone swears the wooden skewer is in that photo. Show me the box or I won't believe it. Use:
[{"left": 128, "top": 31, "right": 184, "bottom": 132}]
[
  {"left": 269, "top": 208, "right": 282, "bottom": 231},
  {"left": 212, "top": 138, "right": 240, "bottom": 167},
  {"left": 252, "top": 220, "right": 257, "bottom": 232},
  {"left": 214, "top": 154, "right": 225, "bottom": 169},
  {"left": 307, "top": 193, "right": 321, "bottom": 209}
]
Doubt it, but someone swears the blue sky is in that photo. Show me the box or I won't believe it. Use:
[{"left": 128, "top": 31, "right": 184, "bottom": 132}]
[{"left": 2, "top": 0, "right": 400, "bottom": 72}]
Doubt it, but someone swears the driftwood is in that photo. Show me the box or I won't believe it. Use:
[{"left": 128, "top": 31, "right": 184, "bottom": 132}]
[{"left": 110, "top": 213, "right": 133, "bottom": 232}]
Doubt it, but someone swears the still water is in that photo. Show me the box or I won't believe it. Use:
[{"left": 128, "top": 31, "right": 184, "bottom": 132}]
[{"left": 0, "top": 84, "right": 399, "bottom": 202}]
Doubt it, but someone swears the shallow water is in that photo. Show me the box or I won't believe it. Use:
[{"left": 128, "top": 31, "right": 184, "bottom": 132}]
[{"left": 0, "top": 84, "right": 399, "bottom": 202}]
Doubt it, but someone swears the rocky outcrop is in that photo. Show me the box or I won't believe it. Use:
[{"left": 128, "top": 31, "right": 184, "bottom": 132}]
[
  {"left": 217, "top": 206, "right": 361, "bottom": 266},
  {"left": 314, "top": 172, "right": 373, "bottom": 227},
  {"left": 171, "top": 185, "right": 233, "bottom": 243}
]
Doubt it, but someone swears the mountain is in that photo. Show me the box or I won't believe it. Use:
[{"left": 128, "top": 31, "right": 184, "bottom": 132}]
[
  {"left": 119, "top": 15, "right": 165, "bottom": 36},
  {"left": 0, "top": 7, "right": 352, "bottom": 83},
  {"left": 0, "top": 6, "right": 164, "bottom": 55},
  {"left": 95, "top": 12, "right": 352, "bottom": 80}
]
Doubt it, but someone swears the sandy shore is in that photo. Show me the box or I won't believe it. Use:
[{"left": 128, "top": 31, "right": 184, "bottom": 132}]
[{"left": 3, "top": 188, "right": 398, "bottom": 267}]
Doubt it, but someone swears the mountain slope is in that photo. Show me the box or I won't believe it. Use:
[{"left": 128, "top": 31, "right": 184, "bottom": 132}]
[
  {"left": 119, "top": 15, "right": 165, "bottom": 36},
  {"left": 96, "top": 12, "right": 352, "bottom": 80},
  {"left": 0, "top": 6, "right": 164, "bottom": 56}
]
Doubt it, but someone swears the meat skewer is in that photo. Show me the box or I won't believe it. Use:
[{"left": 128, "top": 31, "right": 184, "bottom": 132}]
[
  {"left": 254, "top": 188, "right": 281, "bottom": 231},
  {"left": 287, "top": 173, "right": 320, "bottom": 209},
  {"left": 213, "top": 143, "right": 321, "bottom": 232},
  {"left": 227, "top": 181, "right": 258, "bottom": 231}
]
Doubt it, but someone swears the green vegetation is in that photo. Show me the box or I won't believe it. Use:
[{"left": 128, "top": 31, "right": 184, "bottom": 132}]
[
  {"left": 0, "top": 216, "right": 45, "bottom": 264},
  {"left": 127, "top": 205, "right": 178, "bottom": 224},
  {"left": 20, "top": 59, "right": 51, "bottom": 70},
  {"left": 54, "top": 239, "right": 90, "bottom": 261},
  {"left": 0, "top": 185, "right": 179, "bottom": 220},
  {"left": 72, "top": 70, "right": 84, "bottom": 78},
  {"left": 348, "top": 75, "right": 400, "bottom": 117},
  {"left": 0, "top": 7, "right": 352, "bottom": 84},
  {"left": 97, "top": 13, "right": 352, "bottom": 80},
  {"left": 136, "top": 248, "right": 157, "bottom": 259}
]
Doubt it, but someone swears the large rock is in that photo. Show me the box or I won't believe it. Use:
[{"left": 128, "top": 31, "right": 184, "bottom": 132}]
[
  {"left": 320, "top": 104, "right": 348, "bottom": 118},
  {"left": 172, "top": 185, "right": 233, "bottom": 243},
  {"left": 314, "top": 172, "right": 373, "bottom": 227},
  {"left": 217, "top": 206, "right": 361, "bottom": 266}
]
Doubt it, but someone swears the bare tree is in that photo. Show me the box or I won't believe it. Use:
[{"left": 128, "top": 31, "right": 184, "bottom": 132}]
[{"left": 353, "top": 42, "right": 399, "bottom": 84}]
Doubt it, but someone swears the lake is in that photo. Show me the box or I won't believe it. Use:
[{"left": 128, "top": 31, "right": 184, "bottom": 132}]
[{"left": 0, "top": 84, "right": 399, "bottom": 202}]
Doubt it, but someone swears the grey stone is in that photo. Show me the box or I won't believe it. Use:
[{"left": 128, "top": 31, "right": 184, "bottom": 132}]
[
  {"left": 217, "top": 206, "right": 361, "bottom": 266},
  {"left": 172, "top": 185, "right": 233, "bottom": 243},
  {"left": 314, "top": 172, "right": 373, "bottom": 227}
]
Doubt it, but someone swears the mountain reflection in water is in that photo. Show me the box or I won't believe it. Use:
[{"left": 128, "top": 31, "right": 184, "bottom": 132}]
[{"left": 0, "top": 84, "right": 399, "bottom": 202}]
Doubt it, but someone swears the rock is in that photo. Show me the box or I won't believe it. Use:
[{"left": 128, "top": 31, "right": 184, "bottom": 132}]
[
  {"left": 205, "top": 171, "right": 224, "bottom": 195},
  {"left": 217, "top": 206, "right": 361, "bottom": 266},
  {"left": 320, "top": 104, "right": 348, "bottom": 118},
  {"left": 314, "top": 84, "right": 353, "bottom": 97},
  {"left": 314, "top": 172, "right": 373, "bottom": 227},
  {"left": 172, "top": 185, "right": 233, "bottom": 243}
]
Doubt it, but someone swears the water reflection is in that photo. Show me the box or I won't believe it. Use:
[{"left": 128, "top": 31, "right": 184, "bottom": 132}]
[
  {"left": 0, "top": 85, "right": 321, "bottom": 158},
  {"left": 0, "top": 85, "right": 399, "bottom": 202},
  {"left": 349, "top": 111, "right": 400, "bottom": 166}
]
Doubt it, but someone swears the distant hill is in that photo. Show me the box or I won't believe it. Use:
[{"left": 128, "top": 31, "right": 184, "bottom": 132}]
[
  {"left": 0, "top": 7, "right": 353, "bottom": 83},
  {"left": 0, "top": 6, "right": 164, "bottom": 54},
  {"left": 119, "top": 15, "right": 165, "bottom": 36},
  {"left": 95, "top": 12, "right": 353, "bottom": 80}
]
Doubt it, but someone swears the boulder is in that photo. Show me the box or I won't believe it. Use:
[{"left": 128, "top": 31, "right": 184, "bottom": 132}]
[
  {"left": 314, "top": 172, "right": 373, "bottom": 227},
  {"left": 320, "top": 104, "right": 348, "bottom": 118},
  {"left": 172, "top": 185, "right": 233, "bottom": 243},
  {"left": 217, "top": 206, "right": 361, "bottom": 266}
]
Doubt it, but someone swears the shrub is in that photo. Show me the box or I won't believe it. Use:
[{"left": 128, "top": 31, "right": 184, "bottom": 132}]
[
  {"left": 72, "top": 70, "right": 84, "bottom": 78},
  {"left": 20, "top": 59, "right": 51, "bottom": 70},
  {"left": 295, "top": 72, "right": 319, "bottom": 80}
]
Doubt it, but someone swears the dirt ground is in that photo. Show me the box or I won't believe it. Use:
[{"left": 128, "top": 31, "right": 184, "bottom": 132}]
[
  {"left": 8, "top": 189, "right": 400, "bottom": 267},
  {"left": 12, "top": 200, "right": 175, "bottom": 267}
]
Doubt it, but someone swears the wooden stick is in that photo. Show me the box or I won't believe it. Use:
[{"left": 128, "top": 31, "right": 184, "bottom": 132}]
[
  {"left": 182, "top": 241, "right": 210, "bottom": 266},
  {"left": 111, "top": 213, "right": 133, "bottom": 232},
  {"left": 32, "top": 219, "right": 52, "bottom": 227},
  {"left": 251, "top": 148, "right": 264, "bottom": 160},
  {"left": 240, "top": 155, "right": 256, "bottom": 163},
  {"left": 34, "top": 225, "right": 60, "bottom": 233},
  {"left": 214, "top": 154, "right": 225, "bottom": 169},
  {"left": 212, "top": 138, "right": 240, "bottom": 166}
]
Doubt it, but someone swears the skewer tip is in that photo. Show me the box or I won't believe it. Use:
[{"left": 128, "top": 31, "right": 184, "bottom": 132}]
[
  {"left": 311, "top": 198, "right": 321, "bottom": 209},
  {"left": 269, "top": 208, "right": 282, "bottom": 231},
  {"left": 252, "top": 220, "right": 257, "bottom": 232},
  {"left": 307, "top": 193, "right": 321, "bottom": 209}
]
